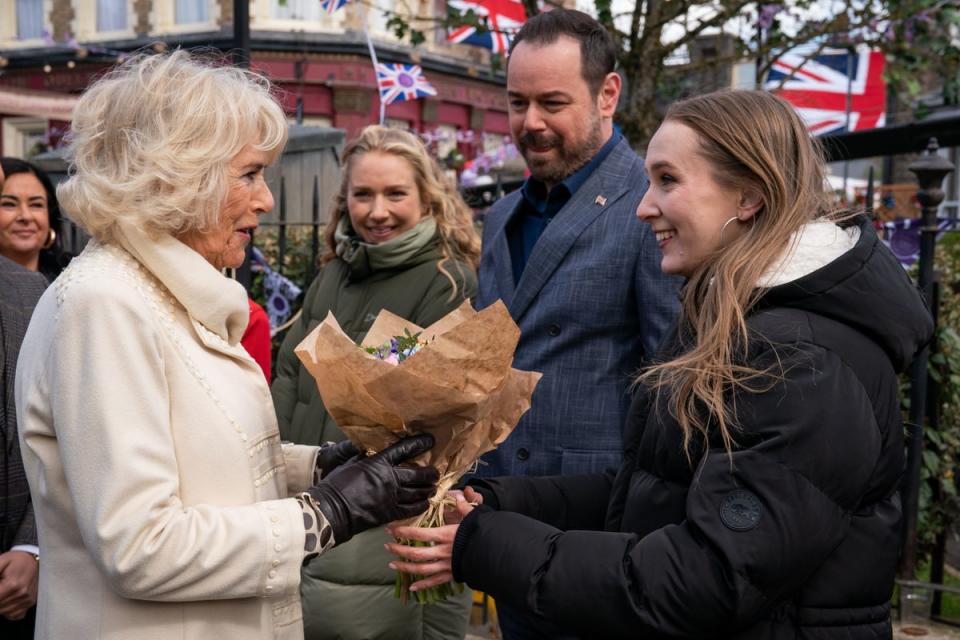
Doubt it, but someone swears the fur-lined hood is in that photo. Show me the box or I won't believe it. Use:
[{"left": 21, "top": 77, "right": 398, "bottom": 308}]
[
  {"left": 757, "top": 216, "right": 932, "bottom": 373},
  {"left": 758, "top": 220, "right": 861, "bottom": 288}
]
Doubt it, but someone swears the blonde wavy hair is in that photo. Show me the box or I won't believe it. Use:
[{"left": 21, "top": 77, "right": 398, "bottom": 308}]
[
  {"left": 58, "top": 49, "right": 288, "bottom": 243},
  {"left": 323, "top": 125, "right": 481, "bottom": 287},
  {"left": 638, "top": 90, "right": 837, "bottom": 459}
]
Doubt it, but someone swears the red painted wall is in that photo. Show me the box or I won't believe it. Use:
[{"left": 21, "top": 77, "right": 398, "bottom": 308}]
[
  {"left": 0, "top": 55, "right": 509, "bottom": 162},
  {"left": 483, "top": 109, "right": 510, "bottom": 135}
]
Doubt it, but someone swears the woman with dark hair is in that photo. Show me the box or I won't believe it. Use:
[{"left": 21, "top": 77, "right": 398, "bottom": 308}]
[
  {"left": 0, "top": 159, "right": 47, "bottom": 640},
  {"left": 0, "top": 158, "right": 70, "bottom": 281}
]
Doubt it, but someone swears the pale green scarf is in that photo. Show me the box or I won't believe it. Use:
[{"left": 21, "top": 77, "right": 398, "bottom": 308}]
[{"left": 335, "top": 216, "right": 438, "bottom": 280}]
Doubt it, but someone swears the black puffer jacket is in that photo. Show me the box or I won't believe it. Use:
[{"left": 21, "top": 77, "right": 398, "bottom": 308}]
[{"left": 453, "top": 219, "right": 933, "bottom": 639}]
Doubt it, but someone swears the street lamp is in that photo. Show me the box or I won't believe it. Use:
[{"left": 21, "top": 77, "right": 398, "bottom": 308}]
[
  {"left": 233, "top": 0, "right": 250, "bottom": 69},
  {"left": 900, "top": 137, "right": 955, "bottom": 582}
]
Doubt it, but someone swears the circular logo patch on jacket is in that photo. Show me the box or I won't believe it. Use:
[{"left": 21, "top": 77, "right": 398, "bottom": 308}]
[{"left": 720, "top": 490, "right": 763, "bottom": 531}]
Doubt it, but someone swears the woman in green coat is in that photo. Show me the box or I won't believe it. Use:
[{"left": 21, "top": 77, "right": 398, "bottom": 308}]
[{"left": 272, "top": 125, "right": 480, "bottom": 640}]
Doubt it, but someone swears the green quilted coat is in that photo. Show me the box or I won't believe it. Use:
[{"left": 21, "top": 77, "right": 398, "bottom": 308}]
[{"left": 272, "top": 231, "right": 477, "bottom": 640}]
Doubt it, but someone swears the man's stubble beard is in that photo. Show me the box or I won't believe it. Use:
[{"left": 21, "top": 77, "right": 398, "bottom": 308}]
[{"left": 520, "top": 109, "right": 604, "bottom": 186}]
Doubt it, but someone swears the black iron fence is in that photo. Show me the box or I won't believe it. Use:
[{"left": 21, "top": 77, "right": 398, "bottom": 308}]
[
  {"left": 897, "top": 140, "right": 957, "bottom": 618},
  {"left": 237, "top": 175, "right": 324, "bottom": 291}
]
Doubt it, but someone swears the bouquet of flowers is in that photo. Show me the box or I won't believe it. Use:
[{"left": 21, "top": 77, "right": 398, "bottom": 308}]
[
  {"left": 294, "top": 300, "right": 541, "bottom": 604},
  {"left": 362, "top": 328, "right": 428, "bottom": 365}
]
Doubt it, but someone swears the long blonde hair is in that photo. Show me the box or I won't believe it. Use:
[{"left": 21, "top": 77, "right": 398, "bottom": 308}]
[
  {"left": 638, "top": 90, "right": 836, "bottom": 459},
  {"left": 323, "top": 126, "right": 481, "bottom": 291}
]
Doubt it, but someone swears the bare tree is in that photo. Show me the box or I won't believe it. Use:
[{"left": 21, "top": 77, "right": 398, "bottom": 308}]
[{"left": 382, "top": 0, "right": 959, "bottom": 147}]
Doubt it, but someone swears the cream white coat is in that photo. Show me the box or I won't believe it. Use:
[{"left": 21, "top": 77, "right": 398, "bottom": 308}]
[{"left": 16, "top": 221, "right": 319, "bottom": 640}]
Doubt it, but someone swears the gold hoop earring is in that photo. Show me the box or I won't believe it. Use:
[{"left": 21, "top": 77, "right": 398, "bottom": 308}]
[
  {"left": 719, "top": 216, "right": 741, "bottom": 244},
  {"left": 42, "top": 229, "right": 56, "bottom": 250}
]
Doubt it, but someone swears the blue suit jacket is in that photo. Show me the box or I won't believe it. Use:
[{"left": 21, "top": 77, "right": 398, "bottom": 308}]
[{"left": 475, "top": 138, "right": 680, "bottom": 478}]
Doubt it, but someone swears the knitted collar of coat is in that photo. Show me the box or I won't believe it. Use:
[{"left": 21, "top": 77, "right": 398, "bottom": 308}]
[
  {"left": 334, "top": 216, "right": 440, "bottom": 281},
  {"left": 114, "top": 219, "right": 249, "bottom": 345}
]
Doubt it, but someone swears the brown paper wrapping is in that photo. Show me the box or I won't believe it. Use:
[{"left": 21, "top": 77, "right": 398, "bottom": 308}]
[{"left": 294, "top": 300, "right": 542, "bottom": 486}]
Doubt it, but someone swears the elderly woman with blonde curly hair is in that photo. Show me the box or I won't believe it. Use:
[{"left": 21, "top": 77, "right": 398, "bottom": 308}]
[{"left": 14, "top": 51, "right": 439, "bottom": 640}]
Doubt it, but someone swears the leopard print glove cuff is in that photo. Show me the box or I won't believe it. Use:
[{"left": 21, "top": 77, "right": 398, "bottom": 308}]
[{"left": 295, "top": 492, "right": 337, "bottom": 563}]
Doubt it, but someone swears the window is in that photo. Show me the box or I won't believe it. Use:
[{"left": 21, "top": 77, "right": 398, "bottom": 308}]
[
  {"left": 151, "top": 0, "right": 218, "bottom": 35},
  {"left": 73, "top": 0, "right": 133, "bottom": 41},
  {"left": 96, "top": 0, "right": 128, "bottom": 32},
  {"left": 271, "top": 0, "right": 324, "bottom": 21},
  {"left": 176, "top": 0, "right": 209, "bottom": 24},
  {"left": 1, "top": 0, "right": 50, "bottom": 48},
  {"left": 435, "top": 124, "right": 458, "bottom": 159},
  {"left": 17, "top": 0, "right": 44, "bottom": 39},
  {"left": 366, "top": 2, "right": 398, "bottom": 38},
  {"left": 2, "top": 117, "right": 48, "bottom": 159},
  {"left": 250, "top": 0, "right": 345, "bottom": 33}
]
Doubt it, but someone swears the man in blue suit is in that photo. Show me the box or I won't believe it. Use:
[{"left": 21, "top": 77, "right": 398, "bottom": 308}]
[{"left": 474, "top": 10, "right": 679, "bottom": 638}]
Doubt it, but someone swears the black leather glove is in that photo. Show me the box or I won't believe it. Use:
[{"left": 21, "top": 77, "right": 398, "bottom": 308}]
[
  {"left": 307, "top": 434, "right": 439, "bottom": 546},
  {"left": 316, "top": 440, "right": 361, "bottom": 479}
]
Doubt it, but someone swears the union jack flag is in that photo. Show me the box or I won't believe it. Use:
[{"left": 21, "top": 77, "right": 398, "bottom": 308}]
[
  {"left": 319, "top": 0, "right": 349, "bottom": 13},
  {"left": 766, "top": 45, "right": 886, "bottom": 136},
  {"left": 446, "top": 0, "right": 526, "bottom": 54},
  {"left": 375, "top": 63, "right": 438, "bottom": 105}
]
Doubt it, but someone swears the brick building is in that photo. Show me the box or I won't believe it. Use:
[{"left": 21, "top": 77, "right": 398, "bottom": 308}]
[{"left": 0, "top": 0, "right": 514, "bottom": 162}]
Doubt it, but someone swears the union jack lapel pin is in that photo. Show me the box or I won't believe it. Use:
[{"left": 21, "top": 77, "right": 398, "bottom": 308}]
[{"left": 595, "top": 195, "right": 607, "bottom": 206}]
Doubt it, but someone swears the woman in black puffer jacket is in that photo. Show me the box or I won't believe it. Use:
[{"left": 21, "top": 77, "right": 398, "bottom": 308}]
[{"left": 386, "top": 90, "right": 933, "bottom": 639}]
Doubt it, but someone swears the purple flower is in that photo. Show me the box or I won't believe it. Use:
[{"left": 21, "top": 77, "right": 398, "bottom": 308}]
[
  {"left": 758, "top": 4, "right": 783, "bottom": 31},
  {"left": 475, "top": 154, "right": 493, "bottom": 173}
]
